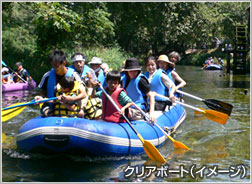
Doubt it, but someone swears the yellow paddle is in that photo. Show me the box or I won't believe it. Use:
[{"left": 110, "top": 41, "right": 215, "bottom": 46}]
[
  {"left": 2, "top": 103, "right": 27, "bottom": 122},
  {"left": 155, "top": 93, "right": 229, "bottom": 125},
  {"left": 2, "top": 97, "right": 58, "bottom": 122},
  {"left": 100, "top": 85, "right": 166, "bottom": 164},
  {"left": 132, "top": 102, "right": 190, "bottom": 150}
]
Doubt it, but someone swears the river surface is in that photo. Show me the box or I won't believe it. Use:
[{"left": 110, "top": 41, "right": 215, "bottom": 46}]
[{"left": 1, "top": 66, "right": 250, "bottom": 182}]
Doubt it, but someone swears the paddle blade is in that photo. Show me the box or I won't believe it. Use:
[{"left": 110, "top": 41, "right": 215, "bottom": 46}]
[
  {"left": 173, "top": 140, "right": 190, "bottom": 150},
  {"left": 2, "top": 106, "right": 26, "bottom": 122},
  {"left": 198, "top": 108, "right": 229, "bottom": 125},
  {"left": 204, "top": 99, "right": 233, "bottom": 116},
  {"left": 143, "top": 140, "right": 166, "bottom": 164},
  {"left": 137, "top": 134, "right": 166, "bottom": 164}
]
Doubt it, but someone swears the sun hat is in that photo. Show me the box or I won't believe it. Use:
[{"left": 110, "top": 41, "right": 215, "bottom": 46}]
[
  {"left": 1, "top": 67, "right": 9, "bottom": 73},
  {"left": 123, "top": 58, "right": 142, "bottom": 71},
  {"left": 72, "top": 54, "right": 85, "bottom": 63},
  {"left": 157, "top": 55, "right": 175, "bottom": 67},
  {"left": 89, "top": 57, "right": 102, "bottom": 65}
]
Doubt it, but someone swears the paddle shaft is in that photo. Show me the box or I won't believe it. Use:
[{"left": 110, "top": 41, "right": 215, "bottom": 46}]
[
  {"left": 155, "top": 93, "right": 229, "bottom": 125},
  {"left": 177, "top": 90, "right": 203, "bottom": 101},
  {"left": 132, "top": 102, "right": 176, "bottom": 142},
  {"left": 3, "top": 97, "right": 58, "bottom": 110},
  {"left": 176, "top": 89, "right": 233, "bottom": 116},
  {"left": 155, "top": 93, "right": 204, "bottom": 113},
  {"left": 2, "top": 60, "right": 27, "bottom": 83}
]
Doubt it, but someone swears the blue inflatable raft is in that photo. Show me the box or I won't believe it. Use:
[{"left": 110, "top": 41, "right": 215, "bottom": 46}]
[
  {"left": 204, "top": 64, "right": 223, "bottom": 70},
  {"left": 16, "top": 103, "right": 186, "bottom": 156}
]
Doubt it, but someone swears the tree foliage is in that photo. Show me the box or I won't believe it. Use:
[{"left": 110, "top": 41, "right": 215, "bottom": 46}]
[{"left": 2, "top": 2, "right": 249, "bottom": 81}]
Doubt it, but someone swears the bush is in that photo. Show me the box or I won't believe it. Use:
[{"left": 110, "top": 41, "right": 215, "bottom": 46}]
[{"left": 67, "top": 45, "right": 132, "bottom": 70}]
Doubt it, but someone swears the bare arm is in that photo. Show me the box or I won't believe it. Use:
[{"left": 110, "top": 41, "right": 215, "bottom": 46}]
[
  {"left": 86, "top": 71, "right": 98, "bottom": 88},
  {"left": 147, "top": 91, "right": 155, "bottom": 121},
  {"left": 61, "top": 83, "right": 87, "bottom": 102},
  {"left": 161, "top": 73, "right": 176, "bottom": 103},
  {"left": 120, "top": 102, "right": 134, "bottom": 115},
  {"left": 61, "top": 101, "right": 76, "bottom": 111},
  {"left": 171, "top": 71, "right": 186, "bottom": 90}
]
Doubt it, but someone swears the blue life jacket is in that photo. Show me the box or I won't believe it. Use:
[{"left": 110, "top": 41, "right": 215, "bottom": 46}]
[
  {"left": 97, "top": 68, "right": 107, "bottom": 91},
  {"left": 69, "top": 64, "right": 90, "bottom": 80},
  {"left": 47, "top": 67, "right": 74, "bottom": 98},
  {"left": 121, "top": 72, "right": 126, "bottom": 82},
  {"left": 122, "top": 73, "right": 147, "bottom": 110},
  {"left": 144, "top": 69, "right": 167, "bottom": 101}
]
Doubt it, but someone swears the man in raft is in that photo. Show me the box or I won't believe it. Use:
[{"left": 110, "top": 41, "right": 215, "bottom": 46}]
[{"left": 35, "top": 49, "right": 87, "bottom": 117}]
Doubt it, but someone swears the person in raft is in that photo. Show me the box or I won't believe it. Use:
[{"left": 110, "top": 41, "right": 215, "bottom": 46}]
[
  {"left": 13, "top": 62, "right": 34, "bottom": 88},
  {"left": 35, "top": 49, "right": 86, "bottom": 117},
  {"left": 144, "top": 56, "right": 176, "bottom": 111},
  {"left": 92, "top": 70, "right": 134, "bottom": 123},
  {"left": 89, "top": 57, "right": 107, "bottom": 91},
  {"left": 2, "top": 67, "right": 14, "bottom": 84},
  {"left": 168, "top": 51, "right": 181, "bottom": 69},
  {"left": 55, "top": 76, "right": 86, "bottom": 118},
  {"left": 121, "top": 57, "right": 155, "bottom": 121},
  {"left": 69, "top": 53, "right": 98, "bottom": 88},
  {"left": 157, "top": 54, "right": 186, "bottom": 101},
  {"left": 168, "top": 51, "right": 185, "bottom": 98}
]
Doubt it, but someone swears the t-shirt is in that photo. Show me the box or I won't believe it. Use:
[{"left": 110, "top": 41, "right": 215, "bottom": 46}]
[{"left": 96, "top": 90, "right": 132, "bottom": 107}]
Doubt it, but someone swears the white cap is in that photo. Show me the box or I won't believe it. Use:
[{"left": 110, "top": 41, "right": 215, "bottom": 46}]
[
  {"left": 72, "top": 55, "right": 85, "bottom": 63},
  {"left": 89, "top": 57, "right": 102, "bottom": 65},
  {"left": 1, "top": 67, "right": 9, "bottom": 73}
]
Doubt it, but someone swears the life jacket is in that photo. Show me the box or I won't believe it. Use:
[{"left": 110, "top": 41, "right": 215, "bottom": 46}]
[
  {"left": 122, "top": 73, "right": 147, "bottom": 111},
  {"left": 54, "top": 81, "right": 80, "bottom": 117},
  {"left": 69, "top": 64, "right": 90, "bottom": 81},
  {"left": 101, "top": 86, "right": 126, "bottom": 123},
  {"left": 144, "top": 69, "right": 167, "bottom": 101},
  {"left": 84, "top": 97, "right": 102, "bottom": 120},
  {"left": 47, "top": 67, "right": 74, "bottom": 98},
  {"left": 96, "top": 68, "right": 107, "bottom": 91}
]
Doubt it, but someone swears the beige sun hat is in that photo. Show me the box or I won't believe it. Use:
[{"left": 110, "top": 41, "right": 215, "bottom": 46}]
[
  {"left": 157, "top": 54, "right": 175, "bottom": 67},
  {"left": 89, "top": 57, "right": 102, "bottom": 65}
]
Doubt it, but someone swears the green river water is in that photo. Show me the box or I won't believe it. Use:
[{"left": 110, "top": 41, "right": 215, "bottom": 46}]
[{"left": 1, "top": 65, "right": 250, "bottom": 182}]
